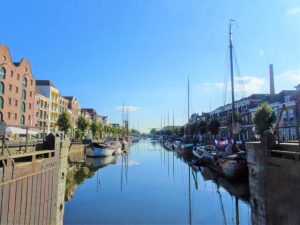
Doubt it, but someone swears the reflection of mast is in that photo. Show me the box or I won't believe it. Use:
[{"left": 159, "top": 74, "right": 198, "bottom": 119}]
[
  {"left": 217, "top": 186, "right": 227, "bottom": 225},
  {"left": 235, "top": 196, "right": 239, "bottom": 225},
  {"left": 125, "top": 154, "right": 128, "bottom": 181},
  {"left": 172, "top": 150, "right": 175, "bottom": 180},
  {"left": 120, "top": 155, "right": 124, "bottom": 192},
  {"left": 167, "top": 150, "right": 170, "bottom": 177},
  {"left": 188, "top": 166, "right": 192, "bottom": 225},
  {"left": 97, "top": 171, "right": 99, "bottom": 192}
]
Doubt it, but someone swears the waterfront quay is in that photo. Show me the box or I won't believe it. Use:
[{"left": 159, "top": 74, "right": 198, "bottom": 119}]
[{"left": 0, "top": 135, "right": 299, "bottom": 225}]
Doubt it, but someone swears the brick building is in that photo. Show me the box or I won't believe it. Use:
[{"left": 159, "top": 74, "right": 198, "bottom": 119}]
[
  {"left": 63, "top": 96, "right": 81, "bottom": 135},
  {"left": 0, "top": 44, "right": 36, "bottom": 127},
  {"left": 81, "top": 108, "right": 98, "bottom": 121}
]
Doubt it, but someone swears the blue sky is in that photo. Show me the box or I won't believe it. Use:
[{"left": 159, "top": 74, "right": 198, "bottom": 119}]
[{"left": 1, "top": 0, "right": 300, "bottom": 132}]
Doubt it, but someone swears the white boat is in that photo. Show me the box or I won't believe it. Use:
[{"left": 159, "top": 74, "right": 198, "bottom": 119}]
[
  {"left": 105, "top": 139, "right": 122, "bottom": 154},
  {"left": 86, "top": 143, "right": 115, "bottom": 157}
]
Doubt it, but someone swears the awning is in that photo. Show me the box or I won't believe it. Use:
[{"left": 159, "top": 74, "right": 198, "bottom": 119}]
[{"left": 5, "top": 126, "right": 39, "bottom": 135}]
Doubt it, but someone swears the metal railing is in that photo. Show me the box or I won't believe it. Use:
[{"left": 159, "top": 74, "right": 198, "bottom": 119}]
[{"left": 1, "top": 124, "right": 49, "bottom": 156}]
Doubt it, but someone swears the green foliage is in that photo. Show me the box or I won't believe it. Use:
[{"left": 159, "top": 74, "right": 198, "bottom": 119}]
[
  {"left": 57, "top": 111, "right": 72, "bottom": 134},
  {"left": 186, "top": 122, "right": 198, "bottom": 135},
  {"left": 150, "top": 128, "right": 157, "bottom": 135},
  {"left": 253, "top": 102, "right": 276, "bottom": 136},
  {"left": 198, "top": 120, "right": 207, "bottom": 135},
  {"left": 90, "top": 121, "right": 99, "bottom": 137},
  {"left": 76, "top": 116, "right": 90, "bottom": 134},
  {"left": 75, "top": 129, "right": 83, "bottom": 140},
  {"left": 208, "top": 119, "right": 221, "bottom": 136},
  {"left": 131, "top": 129, "right": 140, "bottom": 136}
]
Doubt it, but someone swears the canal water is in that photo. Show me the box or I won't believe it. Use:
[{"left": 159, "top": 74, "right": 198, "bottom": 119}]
[{"left": 64, "top": 140, "right": 251, "bottom": 225}]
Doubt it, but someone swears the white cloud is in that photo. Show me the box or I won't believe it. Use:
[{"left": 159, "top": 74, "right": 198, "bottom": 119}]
[
  {"left": 235, "top": 76, "right": 265, "bottom": 94},
  {"left": 275, "top": 69, "right": 300, "bottom": 90},
  {"left": 287, "top": 7, "right": 300, "bottom": 15},
  {"left": 114, "top": 105, "right": 140, "bottom": 112},
  {"left": 196, "top": 76, "right": 265, "bottom": 95}
]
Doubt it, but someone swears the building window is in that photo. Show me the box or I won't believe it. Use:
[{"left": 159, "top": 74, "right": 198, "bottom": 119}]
[
  {"left": 21, "top": 102, "right": 26, "bottom": 112},
  {"left": 0, "top": 67, "right": 5, "bottom": 80},
  {"left": 8, "top": 112, "right": 11, "bottom": 119},
  {"left": 2, "top": 55, "right": 6, "bottom": 62},
  {"left": 9, "top": 84, "right": 12, "bottom": 91},
  {"left": 10, "top": 71, "right": 13, "bottom": 77},
  {"left": 20, "top": 115, "right": 25, "bottom": 125},
  {"left": 29, "top": 103, "right": 31, "bottom": 109},
  {"left": 0, "top": 82, "right": 4, "bottom": 94},
  {"left": 15, "top": 100, "right": 18, "bottom": 107},
  {"left": 22, "top": 90, "right": 26, "bottom": 100},
  {"left": 29, "top": 91, "right": 32, "bottom": 97},
  {"left": 15, "top": 87, "right": 18, "bottom": 93},
  {"left": 0, "top": 97, "right": 3, "bottom": 109},
  {"left": 14, "top": 113, "right": 17, "bottom": 120},
  {"left": 8, "top": 98, "right": 11, "bottom": 105},
  {"left": 28, "top": 115, "right": 31, "bottom": 123},
  {"left": 17, "top": 73, "right": 20, "bottom": 80},
  {"left": 30, "top": 79, "right": 33, "bottom": 86},
  {"left": 22, "top": 77, "right": 27, "bottom": 88}
]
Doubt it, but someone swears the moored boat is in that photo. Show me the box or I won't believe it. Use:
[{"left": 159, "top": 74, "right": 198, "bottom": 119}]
[
  {"left": 86, "top": 143, "right": 115, "bottom": 157},
  {"left": 218, "top": 153, "right": 248, "bottom": 181}
]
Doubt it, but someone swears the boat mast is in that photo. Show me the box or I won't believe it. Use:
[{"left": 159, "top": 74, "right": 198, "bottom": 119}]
[
  {"left": 229, "top": 20, "right": 237, "bottom": 141},
  {"left": 188, "top": 76, "right": 190, "bottom": 122}
]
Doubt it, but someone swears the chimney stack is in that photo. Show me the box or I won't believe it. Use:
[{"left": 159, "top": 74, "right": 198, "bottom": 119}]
[{"left": 269, "top": 64, "right": 275, "bottom": 96}]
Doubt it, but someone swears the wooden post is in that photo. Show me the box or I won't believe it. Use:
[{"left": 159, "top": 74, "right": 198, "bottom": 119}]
[
  {"left": 25, "top": 127, "right": 28, "bottom": 152},
  {"left": 2, "top": 134, "right": 4, "bottom": 156}
]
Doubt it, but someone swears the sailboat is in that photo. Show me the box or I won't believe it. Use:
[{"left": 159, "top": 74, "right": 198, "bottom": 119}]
[
  {"left": 216, "top": 20, "right": 248, "bottom": 181},
  {"left": 180, "top": 77, "right": 194, "bottom": 157}
]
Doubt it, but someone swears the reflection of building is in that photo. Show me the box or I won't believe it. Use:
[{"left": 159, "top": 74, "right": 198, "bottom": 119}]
[{"left": 0, "top": 44, "right": 36, "bottom": 126}]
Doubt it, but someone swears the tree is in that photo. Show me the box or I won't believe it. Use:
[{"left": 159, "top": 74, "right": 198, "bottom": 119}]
[
  {"left": 150, "top": 128, "right": 157, "bottom": 135},
  {"left": 198, "top": 120, "right": 207, "bottom": 136},
  {"left": 76, "top": 116, "right": 90, "bottom": 138},
  {"left": 253, "top": 102, "right": 276, "bottom": 136},
  {"left": 208, "top": 119, "right": 220, "bottom": 138},
  {"left": 57, "top": 111, "right": 72, "bottom": 134},
  {"left": 97, "top": 122, "right": 104, "bottom": 137},
  {"left": 90, "top": 121, "right": 99, "bottom": 138}
]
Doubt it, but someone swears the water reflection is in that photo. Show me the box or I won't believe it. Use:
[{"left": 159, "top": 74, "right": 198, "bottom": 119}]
[{"left": 1, "top": 140, "right": 298, "bottom": 224}]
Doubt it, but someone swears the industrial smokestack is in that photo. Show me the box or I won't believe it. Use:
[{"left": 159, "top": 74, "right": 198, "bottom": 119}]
[{"left": 269, "top": 64, "right": 275, "bottom": 96}]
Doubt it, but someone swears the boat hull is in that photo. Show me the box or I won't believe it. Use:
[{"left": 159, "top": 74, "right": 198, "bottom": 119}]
[
  {"left": 219, "top": 159, "right": 248, "bottom": 181},
  {"left": 86, "top": 147, "right": 115, "bottom": 157}
]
